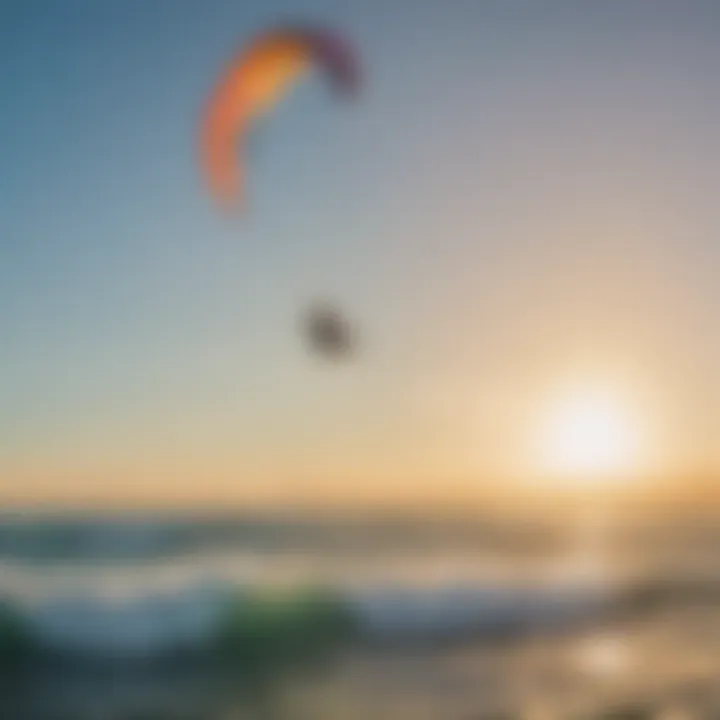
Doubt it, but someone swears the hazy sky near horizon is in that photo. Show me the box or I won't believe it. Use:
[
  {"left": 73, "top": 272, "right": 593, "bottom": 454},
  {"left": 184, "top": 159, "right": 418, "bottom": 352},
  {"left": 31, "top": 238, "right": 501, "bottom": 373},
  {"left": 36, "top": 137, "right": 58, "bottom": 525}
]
[{"left": 3, "top": 0, "right": 720, "bottom": 505}]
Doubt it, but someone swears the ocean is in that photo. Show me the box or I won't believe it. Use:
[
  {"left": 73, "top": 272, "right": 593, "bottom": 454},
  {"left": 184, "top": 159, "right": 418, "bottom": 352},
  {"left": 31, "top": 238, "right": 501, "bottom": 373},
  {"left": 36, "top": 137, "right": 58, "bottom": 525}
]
[{"left": 0, "top": 508, "right": 718, "bottom": 718}]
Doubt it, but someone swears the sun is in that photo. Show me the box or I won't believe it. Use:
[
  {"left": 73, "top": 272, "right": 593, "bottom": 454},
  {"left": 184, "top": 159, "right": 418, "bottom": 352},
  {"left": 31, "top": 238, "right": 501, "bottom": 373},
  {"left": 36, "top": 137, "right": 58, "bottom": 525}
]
[{"left": 537, "top": 382, "right": 640, "bottom": 483}]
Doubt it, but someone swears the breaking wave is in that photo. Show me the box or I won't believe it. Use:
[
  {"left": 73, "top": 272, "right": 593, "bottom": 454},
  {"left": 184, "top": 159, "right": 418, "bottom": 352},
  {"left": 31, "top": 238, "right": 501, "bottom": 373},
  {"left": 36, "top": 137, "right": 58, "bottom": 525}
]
[
  {"left": 0, "top": 512, "right": 711, "bottom": 663},
  {"left": 0, "top": 576, "right": 623, "bottom": 663}
]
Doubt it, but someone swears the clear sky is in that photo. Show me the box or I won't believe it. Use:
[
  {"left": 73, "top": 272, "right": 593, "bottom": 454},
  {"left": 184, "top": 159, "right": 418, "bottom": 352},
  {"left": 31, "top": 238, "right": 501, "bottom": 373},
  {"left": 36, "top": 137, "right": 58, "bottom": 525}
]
[{"left": 3, "top": 0, "right": 720, "bottom": 507}]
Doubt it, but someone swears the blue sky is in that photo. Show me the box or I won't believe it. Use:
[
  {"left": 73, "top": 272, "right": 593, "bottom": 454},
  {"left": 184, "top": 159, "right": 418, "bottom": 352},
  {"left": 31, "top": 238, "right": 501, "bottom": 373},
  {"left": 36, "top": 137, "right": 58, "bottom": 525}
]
[{"left": 3, "top": 1, "right": 720, "bottom": 505}]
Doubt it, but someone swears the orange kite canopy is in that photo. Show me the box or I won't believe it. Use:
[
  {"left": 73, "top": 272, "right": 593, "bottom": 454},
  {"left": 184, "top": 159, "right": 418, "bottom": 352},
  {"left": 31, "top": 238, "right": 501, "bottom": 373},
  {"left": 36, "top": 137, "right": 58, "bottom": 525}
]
[{"left": 199, "top": 24, "right": 360, "bottom": 211}]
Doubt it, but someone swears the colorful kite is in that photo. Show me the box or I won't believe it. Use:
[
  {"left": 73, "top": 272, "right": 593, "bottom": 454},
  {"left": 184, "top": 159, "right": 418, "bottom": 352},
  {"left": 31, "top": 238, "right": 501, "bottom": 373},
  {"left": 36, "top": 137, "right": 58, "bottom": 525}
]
[{"left": 200, "top": 24, "right": 360, "bottom": 210}]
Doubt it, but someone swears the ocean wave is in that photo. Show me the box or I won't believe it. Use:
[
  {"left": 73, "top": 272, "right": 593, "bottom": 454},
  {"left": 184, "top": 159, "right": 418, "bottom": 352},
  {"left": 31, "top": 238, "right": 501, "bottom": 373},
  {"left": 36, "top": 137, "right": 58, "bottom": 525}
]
[
  {"left": 0, "top": 575, "right": 622, "bottom": 665},
  {"left": 0, "top": 568, "right": 717, "bottom": 667},
  {"left": 0, "top": 517, "right": 714, "bottom": 665},
  {"left": 0, "top": 513, "right": 564, "bottom": 561}
]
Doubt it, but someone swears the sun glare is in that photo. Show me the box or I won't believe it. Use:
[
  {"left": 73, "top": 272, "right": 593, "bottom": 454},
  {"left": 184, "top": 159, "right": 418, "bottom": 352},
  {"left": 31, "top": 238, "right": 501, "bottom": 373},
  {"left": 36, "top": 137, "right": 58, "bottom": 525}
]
[{"left": 538, "top": 383, "right": 640, "bottom": 483}]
